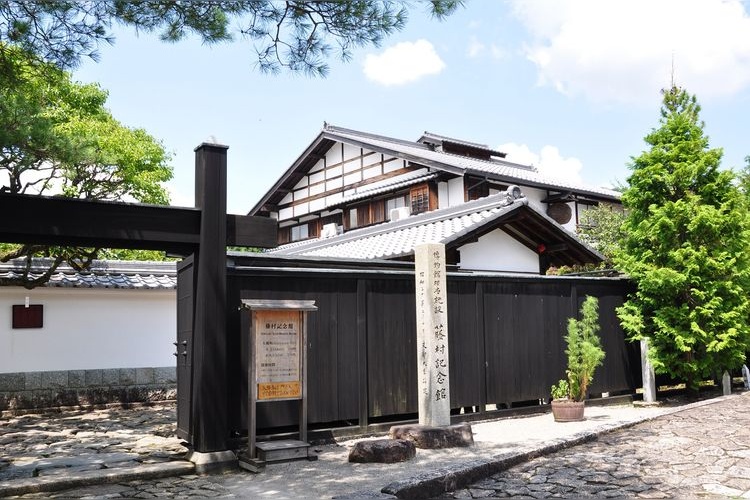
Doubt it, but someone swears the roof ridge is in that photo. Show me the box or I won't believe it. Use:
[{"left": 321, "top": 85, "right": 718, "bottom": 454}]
[
  {"left": 323, "top": 124, "right": 434, "bottom": 153},
  {"left": 419, "top": 131, "right": 491, "bottom": 150}
]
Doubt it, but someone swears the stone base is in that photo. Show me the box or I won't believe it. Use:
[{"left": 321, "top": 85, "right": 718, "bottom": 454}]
[
  {"left": 0, "top": 367, "right": 177, "bottom": 413},
  {"left": 348, "top": 439, "right": 416, "bottom": 463},
  {"left": 388, "top": 422, "right": 474, "bottom": 449},
  {"left": 186, "top": 450, "right": 237, "bottom": 474}
]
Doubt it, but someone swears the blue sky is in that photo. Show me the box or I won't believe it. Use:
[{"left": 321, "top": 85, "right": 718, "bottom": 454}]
[{"left": 73, "top": 0, "right": 750, "bottom": 215}]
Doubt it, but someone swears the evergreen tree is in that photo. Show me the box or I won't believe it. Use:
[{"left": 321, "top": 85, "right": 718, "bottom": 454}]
[
  {"left": 565, "top": 296, "right": 605, "bottom": 401},
  {"left": 0, "top": 47, "right": 172, "bottom": 287},
  {"left": 616, "top": 86, "right": 750, "bottom": 390},
  {"left": 0, "top": 1, "right": 461, "bottom": 75}
]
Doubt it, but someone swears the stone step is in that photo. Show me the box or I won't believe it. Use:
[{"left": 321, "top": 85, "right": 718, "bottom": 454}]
[{"left": 0, "top": 460, "right": 195, "bottom": 498}]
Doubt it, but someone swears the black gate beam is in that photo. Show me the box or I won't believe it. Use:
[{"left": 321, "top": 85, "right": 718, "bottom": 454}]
[{"left": 0, "top": 195, "right": 276, "bottom": 252}]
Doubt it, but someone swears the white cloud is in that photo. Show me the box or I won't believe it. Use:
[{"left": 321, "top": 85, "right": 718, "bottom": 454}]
[
  {"left": 467, "top": 36, "right": 507, "bottom": 60},
  {"left": 498, "top": 143, "right": 584, "bottom": 183},
  {"left": 490, "top": 45, "right": 508, "bottom": 60},
  {"left": 363, "top": 39, "right": 445, "bottom": 86},
  {"left": 467, "top": 36, "right": 485, "bottom": 58},
  {"left": 511, "top": 0, "right": 750, "bottom": 104}
]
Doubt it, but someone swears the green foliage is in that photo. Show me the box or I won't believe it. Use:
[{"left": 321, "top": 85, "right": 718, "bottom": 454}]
[
  {"left": 0, "top": 1, "right": 462, "bottom": 76},
  {"left": 550, "top": 379, "right": 569, "bottom": 400},
  {"left": 0, "top": 47, "right": 173, "bottom": 287},
  {"left": 97, "top": 249, "right": 175, "bottom": 262},
  {"left": 577, "top": 203, "right": 626, "bottom": 265},
  {"left": 561, "top": 296, "right": 605, "bottom": 401},
  {"left": 615, "top": 86, "right": 750, "bottom": 390}
]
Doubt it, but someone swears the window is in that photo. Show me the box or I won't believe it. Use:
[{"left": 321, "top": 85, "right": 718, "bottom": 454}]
[
  {"left": 12, "top": 304, "right": 43, "bottom": 329},
  {"left": 290, "top": 223, "right": 309, "bottom": 242},
  {"left": 348, "top": 207, "right": 359, "bottom": 229},
  {"left": 386, "top": 195, "right": 407, "bottom": 214},
  {"left": 410, "top": 186, "right": 430, "bottom": 215},
  {"left": 466, "top": 179, "right": 489, "bottom": 201}
]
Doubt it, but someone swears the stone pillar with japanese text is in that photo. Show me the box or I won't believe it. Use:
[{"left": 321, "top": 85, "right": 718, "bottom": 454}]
[{"left": 414, "top": 243, "right": 450, "bottom": 427}]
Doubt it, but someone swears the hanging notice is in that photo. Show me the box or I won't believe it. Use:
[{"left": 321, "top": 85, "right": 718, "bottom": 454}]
[{"left": 255, "top": 310, "right": 301, "bottom": 400}]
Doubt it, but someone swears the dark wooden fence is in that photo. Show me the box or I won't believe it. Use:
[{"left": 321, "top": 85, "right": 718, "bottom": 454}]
[{"left": 183, "top": 254, "right": 640, "bottom": 435}]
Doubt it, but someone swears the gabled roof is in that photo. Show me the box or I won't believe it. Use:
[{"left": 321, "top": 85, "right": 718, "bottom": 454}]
[
  {"left": 0, "top": 259, "right": 177, "bottom": 289},
  {"left": 269, "top": 191, "right": 603, "bottom": 267},
  {"left": 249, "top": 123, "right": 621, "bottom": 216}
]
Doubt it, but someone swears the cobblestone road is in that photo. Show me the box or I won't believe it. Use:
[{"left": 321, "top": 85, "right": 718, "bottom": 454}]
[
  {"left": 4, "top": 393, "right": 749, "bottom": 499},
  {"left": 0, "top": 404, "right": 187, "bottom": 483},
  {"left": 437, "top": 393, "right": 750, "bottom": 499}
]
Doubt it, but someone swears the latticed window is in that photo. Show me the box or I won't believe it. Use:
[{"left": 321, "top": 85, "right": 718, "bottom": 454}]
[{"left": 410, "top": 186, "right": 430, "bottom": 214}]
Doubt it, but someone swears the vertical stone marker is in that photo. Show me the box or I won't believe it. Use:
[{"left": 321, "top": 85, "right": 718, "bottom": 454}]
[
  {"left": 414, "top": 242, "right": 450, "bottom": 427},
  {"left": 640, "top": 339, "right": 656, "bottom": 403}
]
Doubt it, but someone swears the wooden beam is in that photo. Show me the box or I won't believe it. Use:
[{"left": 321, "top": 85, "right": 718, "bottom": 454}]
[
  {"left": 0, "top": 193, "right": 277, "bottom": 251},
  {"left": 227, "top": 214, "right": 277, "bottom": 248},
  {"left": 0, "top": 194, "right": 201, "bottom": 253}
]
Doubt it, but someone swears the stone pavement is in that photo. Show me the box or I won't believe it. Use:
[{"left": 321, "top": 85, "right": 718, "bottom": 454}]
[
  {"left": 436, "top": 391, "right": 750, "bottom": 499},
  {"left": 0, "top": 393, "right": 747, "bottom": 499}
]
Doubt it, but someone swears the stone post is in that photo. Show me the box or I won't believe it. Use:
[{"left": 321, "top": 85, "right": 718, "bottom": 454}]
[
  {"left": 414, "top": 243, "right": 450, "bottom": 427},
  {"left": 640, "top": 339, "right": 656, "bottom": 403},
  {"left": 722, "top": 371, "right": 731, "bottom": 396}
]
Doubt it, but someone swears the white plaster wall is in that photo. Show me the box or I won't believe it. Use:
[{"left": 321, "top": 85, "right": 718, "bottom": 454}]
[
  {"left": 519, "top": 186, "right": 547, "bottom": 205},
  {"left": 447, "top": 178, "right": 464, "bottom": 207},
  {"left": 521, "top": 187, "right": 577, "bottom": 232},
  {"left": 458, "top": 229, "right": 540, "bottom": 273},
  {"left": 0, "top": 287, "right": 176, "bottom": 373},
  {"left": 437, "top": 182, "right": 449, "bottom": 209}
]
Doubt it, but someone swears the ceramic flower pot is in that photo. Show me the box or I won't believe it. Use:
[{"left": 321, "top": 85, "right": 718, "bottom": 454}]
[{"left": 551, "top": 399, "right": 585, "bottom": 422}]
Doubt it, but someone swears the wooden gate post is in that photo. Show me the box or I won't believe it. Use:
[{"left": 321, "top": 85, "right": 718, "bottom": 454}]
[{"left": 187, "top": 142, "right": 235, "bottom": 471}]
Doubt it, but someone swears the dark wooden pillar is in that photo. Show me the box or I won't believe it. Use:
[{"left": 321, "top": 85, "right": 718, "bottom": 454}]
[{"left": 191, "top": 142, "right": 229, "bottom": 452}]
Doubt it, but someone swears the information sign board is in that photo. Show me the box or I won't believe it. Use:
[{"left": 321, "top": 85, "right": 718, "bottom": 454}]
[{"left": 255, "top": 310, "right": 301, "bottom": 400}]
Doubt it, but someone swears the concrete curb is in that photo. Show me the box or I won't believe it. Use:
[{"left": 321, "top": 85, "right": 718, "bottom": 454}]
[
  {"left": 380, "top": 394, "right": 740, "bottom": 500},
  {"left": 0, "top": 461, "right": 195, "bottom": 498}
]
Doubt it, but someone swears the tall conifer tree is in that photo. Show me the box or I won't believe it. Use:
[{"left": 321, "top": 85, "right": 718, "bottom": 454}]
[{"left": 616, "top": 86, "right": 750, "bottom": 390}]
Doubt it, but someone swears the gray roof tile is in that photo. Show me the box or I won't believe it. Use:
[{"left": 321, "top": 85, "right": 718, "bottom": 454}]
[
  {"left": 0, "top": 259, "right": 177, "bottom": 289},
  {"left": 271, "top": 189, "right": 602, "bottom": 263},
  {"left": 324, "top": 124, "right": 620, "bottom": 200}
]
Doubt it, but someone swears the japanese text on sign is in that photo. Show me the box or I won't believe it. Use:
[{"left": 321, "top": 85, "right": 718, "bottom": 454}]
[{"left": 255, "top": 310, "right": 301, "bottom": 400}]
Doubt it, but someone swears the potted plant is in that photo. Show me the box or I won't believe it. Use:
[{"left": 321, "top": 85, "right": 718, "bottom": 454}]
[{"left": 550, "top": 296, "right": 606, "bottom": 422}]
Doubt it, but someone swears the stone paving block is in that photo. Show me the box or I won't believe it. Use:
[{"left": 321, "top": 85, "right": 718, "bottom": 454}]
[
  {"left": 53, "top": 390, "right": 80, "bottom": 407},
  {"left": 0, "top": 373, "right": 25, "bottom": 391},
  {"left": 136, "top": 368, "right": 155, "bottom": 385},
  {"left": 154, "top": 367, "right": 176, "bottom": 385},
  {"left": 119, "top": 368, "right": 137, "bottom": 386},
  {"left": 102, "top": 369, "right": 120, "bottom": 386},
  {"left": 0, "top": 392, "right": 11, "bottom": 411},
  {"left": 68, "top": 370, "right": 85, "bottom": 388},
  {"left": 40, "top": 371, "right": 68, "bottom": 389},
  {"left": 24, "top": 372, "right": 41, "bottom": 390},
  {"left": 30, "top": 390, "right": 55, "bottom": 408},
  {"left": 84, "top": 370, "right": 103, "bottom": 387}
]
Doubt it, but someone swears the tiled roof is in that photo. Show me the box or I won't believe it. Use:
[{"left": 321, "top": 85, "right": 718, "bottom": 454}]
[
  {"left": 323, "top": 124, "right": 620, "bottom": 200},
  {"left": 417, "top": 131, "right": 509, "bottom": 159},
  {"left": 271, "top": 190, "right": 602, "bottom": 264},
  {"left": 248, "top": 123, "right": 620, "bottom": 216},
  {"left": 0, "top": 259, "right": 177, "bottom": 289},
  {"left": 330, "top": 171, "right": 439, "bottom": 207}
]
